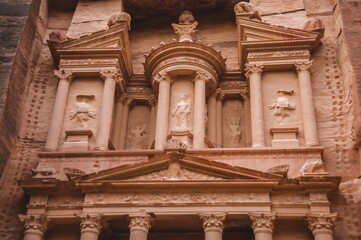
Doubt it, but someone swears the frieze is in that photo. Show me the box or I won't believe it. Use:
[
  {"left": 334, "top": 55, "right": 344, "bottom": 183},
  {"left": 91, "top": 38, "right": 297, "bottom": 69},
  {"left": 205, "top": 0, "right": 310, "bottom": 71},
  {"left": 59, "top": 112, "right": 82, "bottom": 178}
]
[
  {"left": 219, "top": 81, "right": 248, "bottom": 89},
  {"left": 84, "top": 192, "right": 269, "bottom": 205},
  {"left": 60, "top": 58, "right": 119, "bottom": 66},
  {"left": 270, "top": 194, "right": 309, "bottom": 204},
  {"left": 247, "top": 50, "right": 309, "bottom": 59}
]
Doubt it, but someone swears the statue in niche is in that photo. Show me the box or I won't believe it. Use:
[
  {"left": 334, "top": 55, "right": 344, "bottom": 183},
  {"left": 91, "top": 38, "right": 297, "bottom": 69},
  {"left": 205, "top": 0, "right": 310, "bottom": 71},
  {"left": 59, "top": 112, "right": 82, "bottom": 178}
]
[
  {"left": 225, "top": 116, "right": 242, "bottom": 147},
  {"left": 268, "top": 90, "right": 296, "bottom": 122},
  {"left": 172, "top": 95, "right": 191, "bottom": 130},
  {"left": 128, "top": 125, "right": 147, "bottom": 149},
  {"left": 69, "top": 95, "right": 96, "bottom": 129}
]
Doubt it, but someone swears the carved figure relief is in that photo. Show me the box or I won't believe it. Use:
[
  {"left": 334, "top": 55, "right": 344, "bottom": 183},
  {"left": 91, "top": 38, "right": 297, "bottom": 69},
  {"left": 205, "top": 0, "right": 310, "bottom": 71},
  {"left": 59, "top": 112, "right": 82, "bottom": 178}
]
[
  {"left": 234, "top": 2, "right": 262, "bottom": 21},
  {"left": 172, "top": 11, "right": 198, "bottom": 42},
  {"left": 172, "top": 95, "right": 191, "bottom": 130},
  {"left": 128, "top": 125, "right": 147, "bottom": 149},
  {"left": 225, "top": 117, "right": 242, "bottom": 147},
  {"left": 69, "top": 95, "right": 96, "bottom": 129},
  {"left": 300, "top": 159, "right": 329, "bottom": 176},
  {"left": 268, "top": 90, "right": 295, "bottom": 122}
]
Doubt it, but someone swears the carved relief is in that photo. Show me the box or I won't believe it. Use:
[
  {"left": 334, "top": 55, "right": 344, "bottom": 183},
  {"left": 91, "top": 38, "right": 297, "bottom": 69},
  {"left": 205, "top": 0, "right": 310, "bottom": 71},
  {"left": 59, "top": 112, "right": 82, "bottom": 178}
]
[
  {"left": 69, "top": 95, "right": 96, "bottom": 129},
  {"left": 244, "top": 63, "right": 264, "bottom": 78},
  {"left": 48, "top": 192, "right": 83, "bottom": 207},
  {"left": 31, "top": 166, "right": 57, "bottom": 178},
  {"left": 129, "top": 215, "right": 151, "bottom": 231},
  {"left": 63, "top": 167, "right": 85, "bottom": 179},
  {"left": 127, "top": 164, "right": 222, "bottom": 181},
  {"left": 76, "top": 214, "right": 102, "bottom": 231},
  {"left": 108, "top": 12, "right": 131, "bottom": 28},
  {"left": 307, "top": 213, "right": 337, "bottom": 233},
  {"left": 225, "top": 117, "right": 242, "bottom": 147},
  {"left": 128, "top": 125, "right": 147, "bottom": 149},
  {"left": 271, "top": 194, "right": 309, "bottom": 204},
  {"left": 164, "top": 139, "right": 187, "bottom": 152},
  {"left": 172, "top": 95, "right": 191, "bottom": 130},
  {"left": 172, "top": 11, "right": 198, "bottom": 42},
  {"left": 84, "top": 192, "right": 269, "bottom": 205},
  {"left": 247, "top": 50, "right": 309, "bottom": 59},
  {"left": 60, "top": 59, "right": 118, "bottom": 66},
  {"left": 268, "top": 90, "right": 296, "bottom": 122},
  {"left": 234, "top": 2, "right": 262, "bottom": 21},
  {"left": 249, "top": 213, "right": 276, "bottom": 233},
  {"left": 300, "top": 160, "right": 329, "bottom": 176},
  {"left": 199, "top": 213, "right": 226, "bottom": 232},
  {"left": 302, "top": 18, "right": 324, "bottom": 32}
]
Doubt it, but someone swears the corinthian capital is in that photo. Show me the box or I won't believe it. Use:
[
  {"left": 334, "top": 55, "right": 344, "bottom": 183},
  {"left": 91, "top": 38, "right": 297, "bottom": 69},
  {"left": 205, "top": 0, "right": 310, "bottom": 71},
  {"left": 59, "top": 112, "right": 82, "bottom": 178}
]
[
  {"left": 295, "top": 61, "right": 313, "bottom": 72},
  {"left": 129, "top": 214, "right": 151, "bottom": 232},
  {"left": 75, "top": 214, "right": 102, "bottom": 232},
  {"left": 195, "top": 71, "right": 212, "bottom": 82},
  {"left": 54, "top": 69, "right": 73, "bottom": 82},
  {"left": 240, "top": 89, "right": 250, "bottom": 101},
  {"left": 199, "top": 213, "right": 227, "bottom": 233},
  {"left": 307, "top": 213, "right": 337, "bottom": 234},
  {"left": 244, "top": 63, "right": 264, "bottom": 78},
  {"left": 100, "top": 69, "right": 121, "bottom": 82},
  {"left": 19, "top": 214, "right": 49, "bottom": 233},
  {"left": 249, "top": 212, "right": 276, "bottom": 233},
  {"left": 120, "top": 94, "right": 134, "bottom": 106},
  {"left": 153, "top": 71, "right": 173, "bottom": 84},
  {"left": 216, "top": 88, "right": 225, "bottom": 101},
  {"left": 148, "top": 94, "right": 157, "bottom": 107}
]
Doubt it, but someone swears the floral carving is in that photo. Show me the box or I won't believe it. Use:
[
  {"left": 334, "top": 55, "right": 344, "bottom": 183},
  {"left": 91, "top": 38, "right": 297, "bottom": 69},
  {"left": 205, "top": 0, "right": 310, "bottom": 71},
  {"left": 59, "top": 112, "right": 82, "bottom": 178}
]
[
  {"left": 216, "top": 88, "right": 225, "bottom": 101},
  {"left": 199, "top": 213, "right": 226, "bottom": 232},
  {"left": 100, "top": 69, "right": 121, "bottom": 82},
  {"left": 248, "top": 51, "right": 309, "bottom": 59},
  {"left": 19, "top": 214, "right": 49, "bottom": 233},
  {"left": 307, "top": 213, "right": 337, "bottom": 233},
  {"left": 129, "top": 215, "right": 151, "bottom": 232},
  {"left": 163, "top": 139, "right": 187, "bottom": 152},
  {"left": 63, "top": 167, "right": 85, "bottom": 179},
  {"left": 244, "top": 63, "right": 264, "bottom": 78},
  {"left": 60, "top": 59, "right": 118, "bottom": 66},
  {"left": 75, "top": 214, "right": 102, "bottom": 231},
  {"left": 249, "top": 213, "right": 276, "bottom": 233}
]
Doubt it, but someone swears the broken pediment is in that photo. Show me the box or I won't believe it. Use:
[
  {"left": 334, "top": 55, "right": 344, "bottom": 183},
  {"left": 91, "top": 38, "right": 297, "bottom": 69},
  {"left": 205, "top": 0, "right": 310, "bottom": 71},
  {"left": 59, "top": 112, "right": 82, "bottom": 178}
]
[
  {"left": 48, "top": 19, "right": 132, "bottom": 80},
  {"left": 73, "top": 152, "right": 282, "bottom": 183}
]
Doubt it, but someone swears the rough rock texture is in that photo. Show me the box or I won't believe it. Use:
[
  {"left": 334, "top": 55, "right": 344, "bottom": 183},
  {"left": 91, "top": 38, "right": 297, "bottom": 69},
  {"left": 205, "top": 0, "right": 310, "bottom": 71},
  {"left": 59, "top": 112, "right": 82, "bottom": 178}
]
[{"left": 0, "top": 0, "right": 361, "bottom": 239}]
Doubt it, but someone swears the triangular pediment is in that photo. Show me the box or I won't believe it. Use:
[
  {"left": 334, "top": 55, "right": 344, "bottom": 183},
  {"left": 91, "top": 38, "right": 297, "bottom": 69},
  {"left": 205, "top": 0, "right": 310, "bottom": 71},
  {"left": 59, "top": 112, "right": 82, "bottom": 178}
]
[
  {"left": 238, "top": 18, "right": 321, "bottom": 42},
  {"left": 74, "top": 152, "right": 282, "bottom": 183}
]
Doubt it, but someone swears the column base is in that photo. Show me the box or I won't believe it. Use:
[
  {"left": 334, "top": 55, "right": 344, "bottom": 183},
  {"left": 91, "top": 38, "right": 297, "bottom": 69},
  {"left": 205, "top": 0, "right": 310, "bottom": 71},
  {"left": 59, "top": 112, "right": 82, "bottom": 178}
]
[{"left": 62, "top": 129, "right": 93, "bottom": 151}]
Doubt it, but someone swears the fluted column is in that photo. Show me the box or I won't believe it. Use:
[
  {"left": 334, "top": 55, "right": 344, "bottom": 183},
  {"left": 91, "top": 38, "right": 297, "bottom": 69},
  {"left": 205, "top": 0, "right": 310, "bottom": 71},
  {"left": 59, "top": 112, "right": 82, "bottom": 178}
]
[
  {"left": 154, "top": 73, "right": 172, "bottom": 149},
  {"left": 76, "top": 214, "right": 102, "bottom": 240},
  {"left": 199, "top": 213, "right": 226, "bottom": 240},
  {"left": 207, "top": 92, "right": 217, "bottom": 144},
  {"left": 249, "top": 213, "right": 275, "bottom": 240},
  {"left": 216, "top": 89, "right": 224, "bottom": 148},
  {"left": 44, "top": 69, "right": 73, "bottom": 151},
  {"left": 307, "top": 213, "right": 337, "bottom": 240},
  {"left": 148, "top": 95, "right": 157, "bottom": 148},
  {"left": 112, "top": 95, "right": 124, "bottom": 149},
  {"left": 129, "top": 214, "right": 151, "bottom": 240},
  {"left": 241, "top": 91, "right": 251, "bottom": 147},
  {"left": 193, "top": 72, "right": 210, "bottom": 149},
  {"left": 19, "top": 214, "right": 49, "bottom": 240},
  {"left": 118, "top": 94, "right": 133, "bottom": 150},
  {"left": 295, "top": 61, "right": 319, "bottom": 146},
  {"left": 245, "top": 63, "right": 265, "bottom": 148},
  {"left": 95, "top": 69, "right": 120, "bottom": 150}
]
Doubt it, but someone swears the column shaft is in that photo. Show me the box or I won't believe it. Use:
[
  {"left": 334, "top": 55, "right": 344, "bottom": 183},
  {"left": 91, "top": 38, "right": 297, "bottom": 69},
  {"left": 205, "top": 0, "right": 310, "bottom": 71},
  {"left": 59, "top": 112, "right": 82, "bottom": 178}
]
[
  {"left": 243, "top": 97, "right": 252, "bottom": 147},
  {"left": 246, "top": 64, "right": 265, "bottom": 147},
  {"left": 207, "top": 93, "right": 217, "bottom": 144},
  {"left": 296, "top": 62, "right": 319, "bottom": 146},
  {"left": 216, "top": 89, "right": 224, "bottom": 148},
  {"left": 23, "top": 230, "right": 43, "bottom": 240},
  {"left": 80, "top": 228, "right": 100, "bottom": 240},
  {"left": 118, "top": 96, "right": 132, "bottom": 150},
  {"left": 111, "top": 99, "right": 124, "bottom": 149},
  {"left": 95, "top": 77, "right": 117, "bottom": 150},
  {"left": 44, "top": 70, "right": 72, "bottom": 151},
  {"left": 148, "top": 96, "right": 157, "bottom": 148},
  {"left": 155, "top": 80, "right": 171, "bottom": 149},
  {"left": 193, "top": 79, "right": 207, "bottom": 149}
]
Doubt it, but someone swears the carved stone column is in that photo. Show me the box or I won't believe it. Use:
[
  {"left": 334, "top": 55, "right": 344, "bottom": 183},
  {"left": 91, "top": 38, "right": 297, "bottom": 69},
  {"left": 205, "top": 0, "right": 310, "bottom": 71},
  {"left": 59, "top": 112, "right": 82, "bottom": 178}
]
[
  {"left": 44, "top": 69, "right": 73, "bottom": 151},
  {"left": 193, "top": 71, "right": 210, "bottom": 149},
  {"left": 148, "top": 95, "right": 157, "bottom": 148},
  {"left": 199, "top": 213, "right": 226, "bottom": 240},
  {"left": 295, "top": 61, "right": 319, "bottom": 146},
  {"left": 245, "top": 63, "right": 265, "bottom": 148},
  {"left": 307, "top": 213, "right": 337, "bottom": 240},
  {"left": 95, "top": 69, "right": 120, "bottom": 150},
  {"left": 241, "top": 91, "right": 251, "bottom": 147},
  {"left": 249, "top": 213, "right": 275, "bottom": 240},
  {"left": 118, "top": 94, "right": 133, "bottom": 150},
  {"left": 216, "top": 89, "right": 224, "bottom": 148},
  {"left": 76, "top": 214, "right": 102, "bottom": 240},
  {"left": 207, "top": 92, "right": 217, "bottom": 144},
  {"left": 112, "top": 95, "right": 124, "bottom": 149},
  {"left": 129, "top": 214, "right": 151, "bottom": 240},
  {"left": 19, "top": 214, "right": 49, "bottom": 240},
  {"left": 154, "top": 73, "right": 172, "bottom": 149}
]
